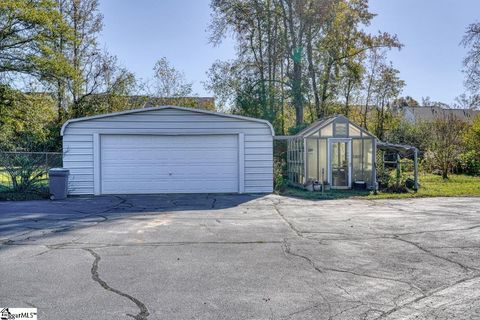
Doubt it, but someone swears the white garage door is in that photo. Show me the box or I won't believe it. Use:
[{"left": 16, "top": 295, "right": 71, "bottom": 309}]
[{"left": 100, "top": 134, "right": 239, "bottom": 194}]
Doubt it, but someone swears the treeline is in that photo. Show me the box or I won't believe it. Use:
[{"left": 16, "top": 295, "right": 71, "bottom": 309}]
[
  {"left": 205, "top": 0, "right": 480, "bottom": 178},
  {"left": 0, "top": 0, "right": 479, "bottom": 178},
  {"left": 206, "top": 0, "right": 404, "bottom": 137},
  {"left": 0, "top": 0, "right": 200, "bottom": 152}
]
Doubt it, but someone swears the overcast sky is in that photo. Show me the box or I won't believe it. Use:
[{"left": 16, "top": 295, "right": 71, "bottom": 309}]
[{"left": 98, "top": 0, "right": 480, "bottom": 105}]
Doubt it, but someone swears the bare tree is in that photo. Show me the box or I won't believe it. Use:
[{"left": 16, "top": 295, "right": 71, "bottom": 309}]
[
  {"left": 361, "top": 49, "right": 384, "bottom": 127},
  {"left": 372, "top": 62, "right": 404, "bottom": 140},
  {"left": 461, "top": 22, "right": 480, "bottom": 104},
  {"left": 152, "top": 57, "right": 193, "bottom": 97}
]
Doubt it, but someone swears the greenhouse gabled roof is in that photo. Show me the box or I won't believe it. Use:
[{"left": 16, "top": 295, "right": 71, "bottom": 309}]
[
  {"left": 295, "top": 115, "right": 337, "bottom": 137},
  {"left": 296, "top": 114, "right": 375, "bottom": 138}
]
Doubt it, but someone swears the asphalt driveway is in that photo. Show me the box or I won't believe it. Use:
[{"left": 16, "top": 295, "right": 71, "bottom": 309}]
[{"left": 1, "top": 194, "right": 480, "bottom": 320}]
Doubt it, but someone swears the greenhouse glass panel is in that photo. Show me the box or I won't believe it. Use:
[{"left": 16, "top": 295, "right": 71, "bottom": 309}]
[
  {"left": 352, "top": 139, "right": 363, "bottom": 182},
  {"left": 363, "top": 139, "right": 373, "bottom": 184},
  {"left": 320, "top": 123, "right": 333, "bottom": 137},
  {"left": 306, "top": 139, "right": 318, "bottom": 181},
  {"left": 319, "top": 139, "right": 328, "bottom": 183},
  {"left": 349, "top": 124, "right": 362, "bottom": 137},
  {"left": 335, "top": 123, "right": 348, "bottom": 136}
]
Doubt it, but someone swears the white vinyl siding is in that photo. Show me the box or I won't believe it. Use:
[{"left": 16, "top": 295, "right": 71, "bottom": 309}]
[{"left": 62, "top": 107, "right": 273, "bottom": 194}]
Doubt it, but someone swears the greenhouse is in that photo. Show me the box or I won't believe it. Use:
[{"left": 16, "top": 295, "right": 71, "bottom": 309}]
[{"left": 287, "top": 115, "right": 377, "bottom": 190}]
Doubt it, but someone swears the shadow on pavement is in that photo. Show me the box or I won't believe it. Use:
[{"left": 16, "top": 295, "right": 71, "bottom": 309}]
[{"left": 0, "top": 193, "right": 267, "bottom": 246}]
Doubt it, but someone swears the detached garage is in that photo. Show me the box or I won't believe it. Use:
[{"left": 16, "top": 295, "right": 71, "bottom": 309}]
[{"left": 61, "top": 106, "right": 274, "bottom": 195}]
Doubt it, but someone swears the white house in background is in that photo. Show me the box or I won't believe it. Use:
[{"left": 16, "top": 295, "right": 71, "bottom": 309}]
[
  {"left": 61, "top": 106, "right": 274, "bottom": 195},
  {"left": 401, "top": 106, "right": 479, "bottom": 123}
]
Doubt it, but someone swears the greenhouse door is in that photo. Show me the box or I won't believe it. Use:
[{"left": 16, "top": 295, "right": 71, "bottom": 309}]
[{"left": 328, "top": 139, "right": 351, "bottom": 189}]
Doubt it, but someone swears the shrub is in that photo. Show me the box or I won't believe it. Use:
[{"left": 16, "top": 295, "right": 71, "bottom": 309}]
[
  {"left": 273, "top": 139, "right": 288, "bottom": 191},
  {"left": 274, "top": 157, "right": 288, "bottom": 191},
  {"left": 0, "top": 151, "right": 49, "bottom": 193},
  {"left": 457, "top": 150, "right": 480, "bottom": 176}
]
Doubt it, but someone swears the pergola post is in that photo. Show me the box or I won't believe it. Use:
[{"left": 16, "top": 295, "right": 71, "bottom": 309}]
[
  {"left": 396, "top": 153, "right": 401, "bottom": 189},
  {"left": 414, "top": 148, "right": 419, "bottom": 191}
]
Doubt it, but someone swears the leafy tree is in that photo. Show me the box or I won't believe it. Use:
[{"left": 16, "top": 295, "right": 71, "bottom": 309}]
[
  {"left": 372, "top": 62, "right": 405, "bottom": 140},
  {"left": 392, "top": 96, "right": 420, "bottom": 108},
  {"left": 360, "top": 48, "right": 383, "bottom": 127},
  {"left": 426, "top": 114, "right": 467, "bottom": 179},
  {"left": 207, "top": 0, "right": 401, "bottom": 133},
  {"left": 152, "top": 57, "right": 193, "bottom": 97},
  {"left": 204, "top": 60, "right": 241, "bottom": 111},
  {"left": 315, "top": 0, "right": 401, "bottom": 118},
  {"left": 0, "top": 0, "right": 74, "bottom": 81},
  {"left": 461, "top": 114, "right": 480, "bottom": 174},
  {"left": 0, "top": 85, "right": 57, "bottom": 151},
  {"left": 48, "top": 0, "right": 137, "bottom": 118},
  {"left": 386, "top": 120, "right": 430, "bottom": 152}
]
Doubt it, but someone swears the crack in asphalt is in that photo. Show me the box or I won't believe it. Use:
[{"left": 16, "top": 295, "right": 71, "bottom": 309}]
[
  {"left": 3, "top": 196, "right": 480, "bottom": 320},
  {"left": 281, "top": 300, "right": 328, "bottom": 319},
  {"left": 373, "top": 272, "right": 480, "bottom": 319},
  {"left": 360, "top": 308, "right": 386, "bottom": 320},
  {"left": 273, "top": 198, "right": 480, "bottom": 319},
  {"left": 390, "top": 235, "right": 478, "bottom": 272},
  {"left": 274, "top": 201, "right": 425, "bottom": 320},
  {"left": 273, "top": 200, "right": 426, "bottom": 294},
  {"left": 282, "top": 240, "right": 324, "bottom": 274},
  {"left": 272, "top": 202, "right": 302, "bottom": 237},
  {"left": 84, "top": 248, "right": 149, "bottom": 320},
  {"left": 321, "top": 266, "right": 425, "bottom": 294},
  {"left": 300, "top": 223, "right": 480, "bottom": 237},
  {"left": 2, "top": 240, "right": 283, "bottom": 249},
  {"left": 395, "top": 224, "right": 480, "bottom": 236}
]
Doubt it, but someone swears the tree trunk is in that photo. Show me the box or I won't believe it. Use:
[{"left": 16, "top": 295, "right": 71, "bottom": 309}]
[
  {"left": 292, "top": 60, "right": 303, "bottom": 125},
  {"left": 319, "top": 59, "right": 334, "bottom": 118},
  {"left": 306, "top": 28, "right": 320, "bottom": 119},
  {"left": 442, "top": 169, "right": 448, "bottom": 180}
]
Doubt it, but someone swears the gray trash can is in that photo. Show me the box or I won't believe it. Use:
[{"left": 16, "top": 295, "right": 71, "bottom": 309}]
[{"left": 49, "top": 168, "right": 69, "bottom": 200}]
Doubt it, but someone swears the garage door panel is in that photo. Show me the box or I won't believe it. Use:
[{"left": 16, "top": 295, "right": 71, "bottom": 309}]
[
  {"left": 100, "top": 134, "right": 239, "bottom": 194},
  {"left": 101, "top": 169, "right": 238, "bottom": 179},
  {"left": 101, "top": 152, "right": 238, "bottom": 162},
  {"left": 103, "top": 181, "right": 235, "bottom": 194}
]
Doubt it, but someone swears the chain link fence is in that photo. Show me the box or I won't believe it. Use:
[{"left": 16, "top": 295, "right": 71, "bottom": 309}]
[{"left": 0, "top": 151, "right": 62, "bottom": 190}]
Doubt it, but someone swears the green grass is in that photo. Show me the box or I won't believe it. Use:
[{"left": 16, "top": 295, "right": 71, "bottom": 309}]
[
  {"left": 0, "top": 169, "right": 49, "bottom": 187},
  {"left": 0, "top": 169, "right": 10, "bottom": 186},
  {"left": 0, "top": 169, "right": 50, "bottom": 200},
  {"left": 281, "top": 174, "right": 480, "bottom": 200}
]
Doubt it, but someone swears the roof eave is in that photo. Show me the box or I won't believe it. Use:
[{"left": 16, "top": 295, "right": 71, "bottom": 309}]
[{"left": 60, "top": 105, "right": 275, "bottom": 136}]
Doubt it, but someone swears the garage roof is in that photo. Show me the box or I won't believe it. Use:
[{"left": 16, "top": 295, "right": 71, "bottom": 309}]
[{"left": 61, "top": 105, "right": 275, "bottom": 136}]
